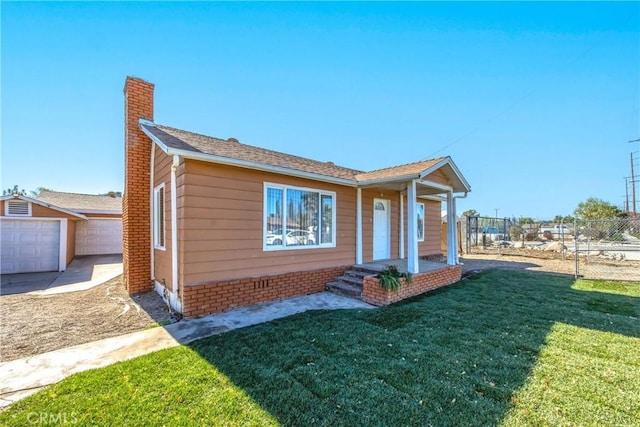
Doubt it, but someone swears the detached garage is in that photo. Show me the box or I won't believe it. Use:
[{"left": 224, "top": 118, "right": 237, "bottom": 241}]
[
  {"left": 36, "top": 190, "right": 123, "bottom": 257},
  {"left": 0, "top": 196, "right": 86, "bottom": 274},
  {"left": 0, "top": 190, "right": 122, "bottom": 274}
]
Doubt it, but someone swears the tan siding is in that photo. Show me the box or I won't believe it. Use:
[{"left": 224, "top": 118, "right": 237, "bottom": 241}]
[
  {"left": 424, "top": 169, "right": 449, "bottom": 186},
  {"left": 153, "top": 149, "right": 174, "bottom": 289},
  {"left": 180, "top": 160, "right": 356, "bottom": 285},
  {"left": 398, "top": 198, "right": 442, "bottom": 257},
  {"left": 66, "top": 220, "right": 76, "bottom": 265},
  {"left": 421, "top": 200, "right": 441, "bottom": 256},
  {"left": 32, "top": 204, "right": 79, "bottom": 220}
]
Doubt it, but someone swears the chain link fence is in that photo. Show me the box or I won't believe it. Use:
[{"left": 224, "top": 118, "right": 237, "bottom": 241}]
[
  {"left": 462, "top": 216, "right": 640, "bottom": 282},
  {"left": 574, "top": 218, "right": 640, "bottom": 281}
]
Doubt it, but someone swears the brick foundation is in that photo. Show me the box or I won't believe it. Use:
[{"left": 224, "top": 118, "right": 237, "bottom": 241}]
[
  {"left": 182, "top": 266, "right": 350, "bottom": 318},
  {"left": 362, "top": 264, "right": 462, "bottom": 306}
]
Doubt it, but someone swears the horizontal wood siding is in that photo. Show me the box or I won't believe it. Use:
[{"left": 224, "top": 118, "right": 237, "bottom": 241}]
[
  {"left": 424, "top": 169, "right": 449, "bottom": 186},
  {"left": 398, "top": 197, "right": 442, "bottom": 257},
  {"left": 421, "top": 200, "right": 442, "bottom": 256},
  {"left": 66, "top": 220, "right": 76, "bottom": 265},
  {"left": 180, "top": 160, "right": 356, "bottom": 285},
  {"left": 153, "top": 149, "right": 173, "bottom": 289}
]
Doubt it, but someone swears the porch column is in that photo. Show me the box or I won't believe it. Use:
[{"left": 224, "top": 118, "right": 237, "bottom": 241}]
[
  {"left": 446, "top": 192, "right": 456, "bottom": 265},
  {"left": 399, "top": 192, "right": 405, "bottom": 259},
  {"left": 451, "top": 196, "right": 459, "bottom": 264},
  {"left": 356, "top": 187, "right": 363, "bottom": 264},
  {"left": 407, "top": 180, "right": 419, "bottom": 273}
]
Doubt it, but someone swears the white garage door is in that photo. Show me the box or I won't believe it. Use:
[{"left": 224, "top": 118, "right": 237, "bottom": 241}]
[
  {"left": 76, "top": 219, "right": 122, "bottom": 255},
  {"left": 1, "top": 219, "right": 60, "bottom": 274}
]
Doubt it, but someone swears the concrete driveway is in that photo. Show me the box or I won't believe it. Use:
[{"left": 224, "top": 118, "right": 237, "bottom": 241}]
[{"left": 0, "top": 255, "right": 123, "bottom": 296}]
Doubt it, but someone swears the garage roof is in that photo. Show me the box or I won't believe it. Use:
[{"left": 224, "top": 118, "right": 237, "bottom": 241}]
[{"left": 36, "top": 190, "right": 122, "bottom": 214}]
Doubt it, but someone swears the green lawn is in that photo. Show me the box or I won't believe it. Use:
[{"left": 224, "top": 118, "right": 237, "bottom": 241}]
[{"left": 1, "top": 270, "right": 639, "bottom": 426}]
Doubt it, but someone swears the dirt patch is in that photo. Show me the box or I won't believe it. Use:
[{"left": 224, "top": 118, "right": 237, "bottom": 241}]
[
  {"left": 462, "top": 247, "right": 640, "bottom": 281},
  {"left": 460, "top": 253, "right": 576, "bottom": 277},
  {"left": 0, "top": 275, "right": 173, "bottom": 362}
]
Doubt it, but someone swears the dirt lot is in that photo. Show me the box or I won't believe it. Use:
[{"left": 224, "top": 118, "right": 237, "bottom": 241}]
[
  {"left": 3, "top": 251, "right": 630, "bottom": 363},
  {"left": 460, "top": 253, "right": 577, "bottom": 277},
  {"left": 1, "top": 275, "right": 172, "bottom": 362}
]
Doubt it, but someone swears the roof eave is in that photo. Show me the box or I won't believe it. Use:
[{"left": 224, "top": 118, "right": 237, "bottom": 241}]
[
  {"left": 139, "top": 120, "right": 358, "bottom": 187},
  {"left": 419, "top": 156, "right": 472, "bottom": 193},
  {"left": 74, "top": 209, "right": 122, "bottom": 215},
  {"left": 1, "top": 195, "right": 88, "bottom": 220},
  {"left": 356, "top": 174, "right": 421, "bottom": 187}
]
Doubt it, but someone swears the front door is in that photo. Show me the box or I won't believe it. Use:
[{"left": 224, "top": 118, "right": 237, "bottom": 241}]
[{"left": 373, "top": 198, "right": 390, "bottom": 260}]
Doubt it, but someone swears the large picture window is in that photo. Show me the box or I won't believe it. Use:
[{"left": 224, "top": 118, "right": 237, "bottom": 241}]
[
  {"left": 153, "top": 183, "right": 165, "bottom": 249},
  {"left": 264, "top": 183, "right": 336, "bottom": 250},
  {"left": 417, "top": 203, "right": 425, "bottom": 242}
]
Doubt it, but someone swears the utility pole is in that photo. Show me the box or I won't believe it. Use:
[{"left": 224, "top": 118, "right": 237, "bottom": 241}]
[
  {"left": 632, "top": 153, "right": 637, "bottom": 217},
  {"left": 625, "top": 177, "right": 630, "bottom": 213},
  {"left": 629, "top": 139, "right": 639, "bottom": 218}
]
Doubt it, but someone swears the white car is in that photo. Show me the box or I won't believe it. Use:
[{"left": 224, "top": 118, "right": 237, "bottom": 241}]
[{"left": 267, "top": 230, "right": 316, "bottom": 246}]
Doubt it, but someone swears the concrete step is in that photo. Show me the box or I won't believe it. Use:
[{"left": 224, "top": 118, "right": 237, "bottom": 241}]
[
  {"left": 350, "top": 266, "right": 380, "bottom": 276},
  {"left": 335, "top": 274, "right": 364, "bottom": 287},
  {"left": 326, "top": 281, "right": 363, "bottom": 299}
]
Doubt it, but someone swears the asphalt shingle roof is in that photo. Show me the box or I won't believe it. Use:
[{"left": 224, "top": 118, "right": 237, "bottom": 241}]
[
  {"left": 355, "top": 158, "right": 445, "bottom": 182},
  {"left": 141, "top": 122, "right": 467, "bottom": 190},
  {"left": 36, "top": 190, "right": 122, "bottom": 213},
  {"left": 144, "top": 124, "right": 364, "bottom": 180}
]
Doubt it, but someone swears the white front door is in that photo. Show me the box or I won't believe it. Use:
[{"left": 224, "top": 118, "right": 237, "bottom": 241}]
[
  {"left": 76, "top": 218, "right": 123, "bottom": 255},
  {"left": 373, "top": 198, "right": 390, "bottom": 260},
  {"left": 0, "top": 219, "right": 60, "bottom": 274}
]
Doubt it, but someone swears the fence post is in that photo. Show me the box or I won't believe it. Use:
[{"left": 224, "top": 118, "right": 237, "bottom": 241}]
[{"left": 574, "top": 218, "right": 579, "bottom": 279}]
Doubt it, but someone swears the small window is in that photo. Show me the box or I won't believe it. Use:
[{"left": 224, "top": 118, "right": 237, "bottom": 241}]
[
  {"left": 153, "top": 184, "right": 165, "bottom": 249},
  {"left": 5, "top": 200, "right": 31, "bottom": 216},
  {"left": 417, "top": 203, "right": 425, "bottom": 242},
  {"left": 375, "top": 201, "right": 385, "bottom": 211}
]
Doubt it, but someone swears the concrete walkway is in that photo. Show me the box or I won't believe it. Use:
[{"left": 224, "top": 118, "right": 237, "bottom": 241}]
[
  {"left": 0, "top": 255, "right": 123, "bottom": 296},
  {"left": 42, "top": 254, "right": 123, "bottom": 295},
  {"left": 0, "top": 292, "right": 373, "bottom": 408}
]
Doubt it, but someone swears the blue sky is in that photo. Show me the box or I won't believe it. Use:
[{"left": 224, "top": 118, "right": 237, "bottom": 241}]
[{"left": 2, "top": 1, "right": 638, "bottom": 220}]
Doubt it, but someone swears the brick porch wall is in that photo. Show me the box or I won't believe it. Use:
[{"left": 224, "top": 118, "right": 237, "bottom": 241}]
[
  {"left": 362, "top": 264, "right": 462, "bottom": 306},
  {"left": 182, "top": 266, "right": 350, "bottom": 318}
]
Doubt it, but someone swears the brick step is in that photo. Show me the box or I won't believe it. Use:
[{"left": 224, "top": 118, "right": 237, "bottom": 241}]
[{"left": 326, "top": 281, "right": 363, "bottom": 299}]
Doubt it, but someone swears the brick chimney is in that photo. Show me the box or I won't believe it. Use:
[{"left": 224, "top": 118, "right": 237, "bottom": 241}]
[{"left": 123, "top": 76, "right": 154, "bottom": 294}]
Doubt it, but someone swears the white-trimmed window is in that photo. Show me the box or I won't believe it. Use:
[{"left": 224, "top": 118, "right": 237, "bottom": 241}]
[
  {"left": 153, "top": 184, "right": 165, "bottom": 249},
  {"left": 417, "top": 203, "right": 425, "bottom": 242},
  {"left": 264, "top": 183, "right": 336, "bottom": 250},
  {"left": 5, "top": 200, "right": 31, "bottom": 216}
]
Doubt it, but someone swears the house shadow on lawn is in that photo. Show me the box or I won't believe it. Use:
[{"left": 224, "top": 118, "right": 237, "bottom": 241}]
[{"left": 186, "top": 269, "right": 639, "bottom": 426}]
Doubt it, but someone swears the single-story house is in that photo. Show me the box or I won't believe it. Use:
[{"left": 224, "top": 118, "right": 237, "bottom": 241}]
[
  {"left": 0, "top": 190, "right": 122, "bottom": 274},
  {"left": 123, "top": 76, "right": 471, "bottom": 317}
]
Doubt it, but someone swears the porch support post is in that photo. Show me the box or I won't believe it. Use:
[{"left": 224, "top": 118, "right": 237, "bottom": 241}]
[
  {"left": 446, "top": 191, "right": 456, "bottom": 265},
  {"left": 356, "top": 187, "right": 363, "bottom": 265},
  {"left": 399, "top": 192, "right": 405, "bottom": 259},
  {"left": 407, "top": 180, "right": 419, "bottom": 274}
]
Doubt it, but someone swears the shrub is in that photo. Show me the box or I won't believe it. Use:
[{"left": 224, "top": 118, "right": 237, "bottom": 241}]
[{"left": 376, "top": 265, "right": 413, "bottom": 291}]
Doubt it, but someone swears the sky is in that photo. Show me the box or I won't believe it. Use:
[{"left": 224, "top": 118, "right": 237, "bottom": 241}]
[{"left": 2, "top": 1, "right": 639, "bottom": 220}]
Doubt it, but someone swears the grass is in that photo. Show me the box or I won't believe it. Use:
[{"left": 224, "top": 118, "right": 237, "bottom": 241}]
[{"left": 1, "top": 270, "right": 638, "bottom": 426}]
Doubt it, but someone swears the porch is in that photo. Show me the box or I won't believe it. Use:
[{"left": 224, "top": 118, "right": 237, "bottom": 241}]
[
  {"left": 326, "top": 257, "right": 462, "bottom": 305},
  {"left": 356, "top": 258, "right": 447, "bottom": 274}
]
